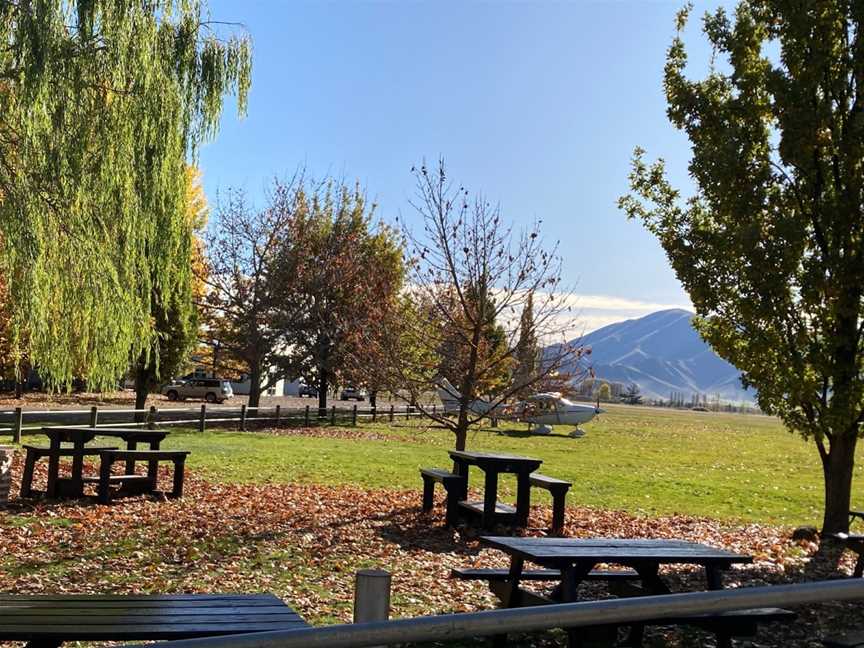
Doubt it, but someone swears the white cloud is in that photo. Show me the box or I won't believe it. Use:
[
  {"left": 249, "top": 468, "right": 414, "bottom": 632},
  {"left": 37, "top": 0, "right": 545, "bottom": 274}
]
[{"left": 549, "top": 293, "right": 693, "bottom": 338}]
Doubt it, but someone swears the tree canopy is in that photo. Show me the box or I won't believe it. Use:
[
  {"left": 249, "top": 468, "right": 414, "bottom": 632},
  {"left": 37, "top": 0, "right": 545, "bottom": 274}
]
[
  {"left": 620, "top": 0, "right": 864, "bottom": 533},
  {"left": 0, "top": 0, "right": 251, "bottom": 389}
]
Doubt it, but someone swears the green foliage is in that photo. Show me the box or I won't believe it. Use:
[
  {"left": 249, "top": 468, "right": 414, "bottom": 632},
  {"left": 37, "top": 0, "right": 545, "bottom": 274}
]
[
  {"left": 512, "top": 293, "right": 539, "bottom": 397},
  {"left": 620, "top": 1, "right": 864, "bottom": 531},
  {"left": 597, "top": 382, "right": 611, "bottom": 401},
  {"left": 0, "top": 0, "right": 251, "bottom": 389}
]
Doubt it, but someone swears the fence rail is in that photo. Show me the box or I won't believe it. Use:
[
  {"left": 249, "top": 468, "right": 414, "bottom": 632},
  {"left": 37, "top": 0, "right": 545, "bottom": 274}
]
[
  {"left": 0, "top": 403, "right": 431, "bottom": 442},
  {"left": 124, "top": 578, "right": 864, "bottom": 648}
]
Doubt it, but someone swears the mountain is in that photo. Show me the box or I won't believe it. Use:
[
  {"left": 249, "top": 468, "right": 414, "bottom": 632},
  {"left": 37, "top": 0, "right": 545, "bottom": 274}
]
[{"left": 556, "top": 309, "right": 755, "bottom": 403}]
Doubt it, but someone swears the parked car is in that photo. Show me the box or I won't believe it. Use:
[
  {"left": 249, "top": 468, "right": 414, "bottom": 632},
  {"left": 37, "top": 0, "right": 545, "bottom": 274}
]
[
  {"left": 161, "top": 378, "right": 233, "bottom": 403},
  {"left": 340, "top": 386, "right": 367, "bottom": 401},
  {"left": 298, "top": 383, "right": 318, "bottom": 398}
]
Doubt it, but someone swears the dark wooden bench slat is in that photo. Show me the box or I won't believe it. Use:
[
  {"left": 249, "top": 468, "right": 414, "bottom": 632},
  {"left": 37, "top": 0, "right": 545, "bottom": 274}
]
[
  {"left": 528, "top": 473, "right": 571, "bottom": 535},
  {"left": 452, "top": 567, "right": 639, "bottom": 581},
  {"left": 529, "top": 473, "right": 572, "bottom": 488},
  {"left": 100, "top": 450, "right": 190, "bottom": 460},
  {"left": 459, "top": 500, "right": 516, "bottom": 516},
  {"left": 824, "top": 630, "right": 864, "bottom": 647}
]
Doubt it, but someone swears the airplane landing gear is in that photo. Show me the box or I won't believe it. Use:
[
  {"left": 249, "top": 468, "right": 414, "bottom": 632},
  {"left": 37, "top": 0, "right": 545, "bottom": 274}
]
[
  {"left": 533, "top": 424, "right": 552, "bottom": 435},
  {"left": 568, "top": 428, "right": 585, "bottom": 438}
]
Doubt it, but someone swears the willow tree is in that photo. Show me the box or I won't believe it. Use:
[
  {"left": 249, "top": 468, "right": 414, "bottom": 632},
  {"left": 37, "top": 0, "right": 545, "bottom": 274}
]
[
  {"left": 620, "top": 2, "right": 864, "bottom": 534},
  {"left": 132, "top": 167, "right": 209, "bottom": 411},
  {"left": 0, "top": 1, "right": 251, "bottom": 390}
]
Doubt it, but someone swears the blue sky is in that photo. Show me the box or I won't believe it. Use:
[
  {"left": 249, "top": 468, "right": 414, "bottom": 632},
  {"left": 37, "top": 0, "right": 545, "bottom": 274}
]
[{"left": 199, "top": 1, "right": 729, "bottom": 332}]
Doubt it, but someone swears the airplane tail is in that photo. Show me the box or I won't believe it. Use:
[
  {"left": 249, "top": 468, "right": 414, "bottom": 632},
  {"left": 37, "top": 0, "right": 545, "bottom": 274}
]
[
  {"left": 436, "top": 378, "right": 463, "bottom": 414},
  {"left": 435, "top": 378, "right": 493, "bottom": 415}
]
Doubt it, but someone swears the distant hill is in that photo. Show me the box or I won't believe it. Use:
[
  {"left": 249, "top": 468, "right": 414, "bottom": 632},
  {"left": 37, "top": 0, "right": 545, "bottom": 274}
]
[{"left": 555, "top": 309, "right": 755, "bottom": 403}]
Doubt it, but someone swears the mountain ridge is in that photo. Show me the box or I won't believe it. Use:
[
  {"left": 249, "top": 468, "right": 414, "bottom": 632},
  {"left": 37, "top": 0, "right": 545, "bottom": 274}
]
[{"left": 556, "top": 309, "right": 754, "bottom": 403}]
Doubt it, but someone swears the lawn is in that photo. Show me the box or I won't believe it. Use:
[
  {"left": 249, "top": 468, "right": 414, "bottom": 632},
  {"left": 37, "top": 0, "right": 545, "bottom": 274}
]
[{"left": 141, "top": 404, "right": 863, "bottom": 527}]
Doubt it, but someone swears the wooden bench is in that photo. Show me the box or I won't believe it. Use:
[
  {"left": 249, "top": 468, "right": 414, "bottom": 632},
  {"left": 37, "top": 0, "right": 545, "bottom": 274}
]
[
  {"left": 650, "top": 607, "right": 796, "bottom": 648},
  {"left": 824, "top": 631, "right": 864, "bottom": 647},
  {"left": 529, "top": 472, "right": 571, "bottom": 535},
  {"left": 452, "top": 567, "right": 639, "bottom": 582},
  {"left": 97, "top": 449, "right": 189, "bottom": 504},
  {"left": 420, "top": 468, "right": 467, "bottom": 525},
  {"left": 20, "top": 445, "right": 118, "bottom": 498}
]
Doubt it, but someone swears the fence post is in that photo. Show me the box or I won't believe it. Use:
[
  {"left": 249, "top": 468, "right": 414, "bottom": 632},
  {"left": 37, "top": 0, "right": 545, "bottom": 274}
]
[
  {"left": 12, "top": 407, "right": 22, "bottom": 443},
  {"left": 389, "top": 404, "right": 394, "bottom": 422},
  {"left": 240, "top": 404, "right": 247, "bottom": 431},
  {"left": 406, "top": 405, "right": 411, "bottom": 421},
  {"left": 199, "top": 404, "right": 206, "bottom": 432},
  {"left": 330, "top": 405, "right": 336, "bottom": 425},
  {"left": 353, "top": 569, "right": 391, "bottom": 630},
  {"left": 275, "top": 404, "right": 281, "bottom": 427},
  {"left": 304, "top": 405, "right": 310, "bottom": 426},
  {"left": 352, "top": 404, "right": 357, "bottom": 426},
  {"left": 147, "top": 406, "right": 157, "bottom": 430},
  {"left": 432, "top": 404, "right": 437, "bottom": 416},
  {"left": 89, "top": 405, "right": 98, "bottom": 429}
]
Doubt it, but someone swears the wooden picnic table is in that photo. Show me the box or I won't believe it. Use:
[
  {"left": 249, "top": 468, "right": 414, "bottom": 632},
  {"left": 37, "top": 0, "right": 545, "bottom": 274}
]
[
  {"left": 0, "top": 593, "right": 307, "bottom": 646},
  {"left": 480, "top": 535, "right": 753, "bottom": 646},
  {"left": 23, "top": 427, "right": 170, "bottom": 499},
  {"left": 449, "top": 450, "right": 543, "bottom": 529}
]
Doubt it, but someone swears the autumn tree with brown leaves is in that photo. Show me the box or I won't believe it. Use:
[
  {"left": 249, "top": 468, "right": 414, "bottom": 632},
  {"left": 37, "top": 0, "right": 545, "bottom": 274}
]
[
  {"left": 388, "top": 160, "right": 586, "bottom": 451},
  {"left": 199, "top": 180, "right": 302, "bottom": 409},
  {"left": 278, "top": 181, "right": 404, "bottom": 416}
]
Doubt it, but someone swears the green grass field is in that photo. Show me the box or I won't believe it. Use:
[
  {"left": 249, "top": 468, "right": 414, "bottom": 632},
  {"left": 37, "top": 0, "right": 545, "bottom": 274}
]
[{"left": 134, "top": 403, "right": 864, "bottom": 527}]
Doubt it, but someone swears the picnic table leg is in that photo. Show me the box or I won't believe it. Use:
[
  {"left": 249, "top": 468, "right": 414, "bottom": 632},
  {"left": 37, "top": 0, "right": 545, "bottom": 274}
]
[
  {"left": 561, "top": 563, "right": 617, "bottom": 648},
  {"left": 705, "top": 565, "right": 724, "bottom": 590},
  {"left": 69, "top": 440, "right": 86, "bottom": 497},
  {"left": 171, "top": 457, "right": 186, "bottom": 498},
  {"left": 482, "top": 469, "right": 498, "bottom": 530},
  {"left": 489, "top": 556, "right": 524, "bottom": 648},
  {"left": 25, "top": 640, "right": 63, "bottom": 648},
  {"left": 633, "top": 561, "right": 670, "bottom": 595},
  {"left": 125, "top": 440, "right": 137, "bottom": 475},
  {"left": 515, "top": 470, "right": 531, "bottom": 527},
  {"left": 46, "top": 436, "right": 61, "bottom": 498},
  {"left": 20, "top": 448, "right": 37, "bottom": 498},
  {"left": 146, "top": 439, "right": 159, "bottom": 490},
  {"left": 98, "top": 453, "right": 113, "bottom": 504}
]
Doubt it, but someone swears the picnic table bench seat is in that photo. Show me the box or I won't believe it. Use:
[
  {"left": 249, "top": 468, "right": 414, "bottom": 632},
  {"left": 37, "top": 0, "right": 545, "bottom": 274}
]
[
  {"left": 97, "top": 449, "right": 189, "bottom": 504},
  {"left": 824, "top": 630, "right": 864, "bottom": 647},
  {"left": 529, "top": 472, "right": 572, "bottom": 535},
  {"left": 420, "top": 467, "right": 467, "bottom": 525},
  {"left": 654, "top": 607, "right": 796, "bottom": 648},
  {"left": 20, "top": 445, "right": 119, "bottom": 498}
]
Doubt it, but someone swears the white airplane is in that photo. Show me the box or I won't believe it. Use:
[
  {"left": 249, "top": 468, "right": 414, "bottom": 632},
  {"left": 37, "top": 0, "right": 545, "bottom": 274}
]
[{"left": 436, "top": 378, "right": 604, "bottom": 437}]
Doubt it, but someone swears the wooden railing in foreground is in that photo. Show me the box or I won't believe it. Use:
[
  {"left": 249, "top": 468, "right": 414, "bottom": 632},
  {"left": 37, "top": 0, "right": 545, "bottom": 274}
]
[
  {"left": 123, "top": 578, "right": 864, "bottom": 648},
  {"left": 0, "top": 403, "right": 430, "bottom": 442}
]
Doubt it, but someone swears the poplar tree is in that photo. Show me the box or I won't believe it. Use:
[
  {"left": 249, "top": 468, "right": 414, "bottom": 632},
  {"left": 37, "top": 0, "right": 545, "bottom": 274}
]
[
  {"left": 0, "top": 1, "right": 251, "bottom": 389},
  {"left": 620, "top": 1, "right": 864, "bottom": 533}
]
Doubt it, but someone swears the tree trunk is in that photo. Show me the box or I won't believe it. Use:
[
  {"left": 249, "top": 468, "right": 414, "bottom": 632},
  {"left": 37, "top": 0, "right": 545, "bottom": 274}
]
[
  {"left": 317, "top": 339, "right": 330, "bottom": 419},
  {"left": 318, "top": 367, "right": 328, "bottom": 419},
  {"left": 821, "top": 432, "right": 858, "bottom": 534},
  {"left": 248, "top": 363, "right": 262, "bottom": 409},
  {"left": 454, "top": 422, "right": 468, "bottom": 451}
]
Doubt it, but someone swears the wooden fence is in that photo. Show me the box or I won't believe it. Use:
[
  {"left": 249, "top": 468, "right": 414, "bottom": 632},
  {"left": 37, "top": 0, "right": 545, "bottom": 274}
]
[{"left": 0, "top": 403, "right": 434, "bottom": 442}]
